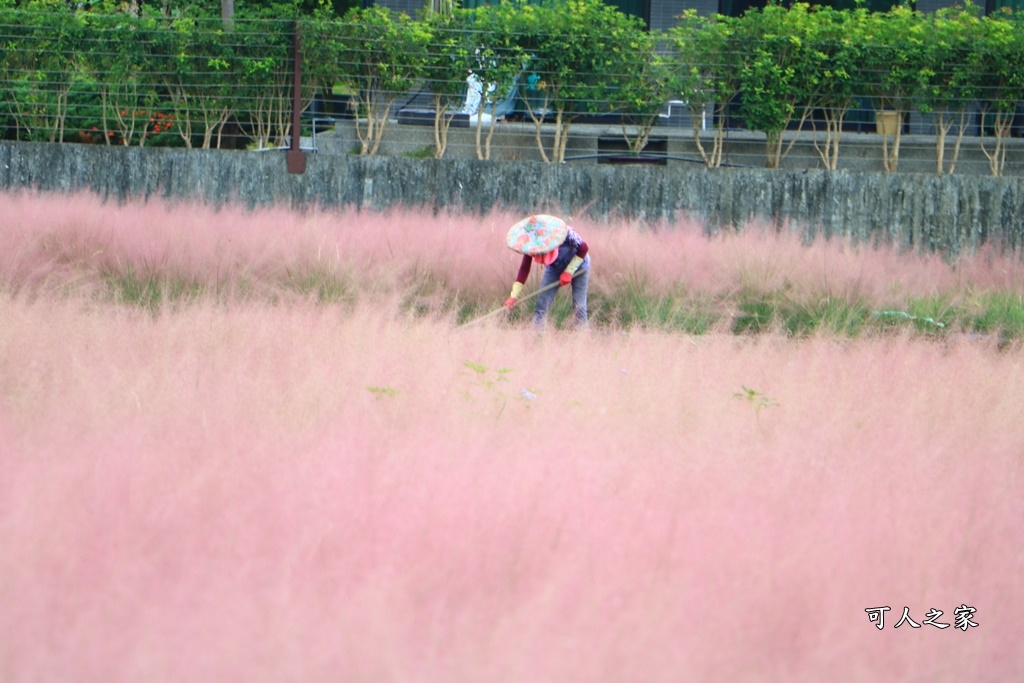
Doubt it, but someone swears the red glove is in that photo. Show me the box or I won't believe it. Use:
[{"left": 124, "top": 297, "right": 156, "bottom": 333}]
[
  {"left": 559, "top": 271, "right": 573, "bottom": 287},
  {"left": 504, "top": 296, "right": 518, "bottom": 310}
]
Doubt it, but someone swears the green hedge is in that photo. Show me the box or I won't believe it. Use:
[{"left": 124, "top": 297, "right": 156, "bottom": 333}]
[{"left": 1, "top": 1, "right": 1021, "bottom": 171}]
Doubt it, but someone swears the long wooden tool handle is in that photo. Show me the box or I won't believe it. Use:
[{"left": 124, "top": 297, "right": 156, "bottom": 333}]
[{"left": 459, "top": 271, "right": 581, "bottom": 329}]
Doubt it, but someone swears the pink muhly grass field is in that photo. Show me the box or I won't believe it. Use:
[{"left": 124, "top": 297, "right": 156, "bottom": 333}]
[
  {"left": 1, "top": 191, "right": 1023, "bottom": 682},
  {"left": 4, "top": 190, "right": 1024, "bottom": 309}
]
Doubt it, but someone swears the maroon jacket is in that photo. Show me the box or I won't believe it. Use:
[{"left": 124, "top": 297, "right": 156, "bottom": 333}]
[{"left": 514, "top": 227, "right": 589, "bottom": 285}]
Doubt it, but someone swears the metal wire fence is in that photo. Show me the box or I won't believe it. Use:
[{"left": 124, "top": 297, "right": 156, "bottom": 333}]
[{"left": 1, "top": 9, "right": 1022, "bottom": 174}]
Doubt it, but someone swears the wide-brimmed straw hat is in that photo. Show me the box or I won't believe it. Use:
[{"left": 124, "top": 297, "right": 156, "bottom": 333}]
[{"left": 505, "top": 214, "right": 568, "bottom": 256}]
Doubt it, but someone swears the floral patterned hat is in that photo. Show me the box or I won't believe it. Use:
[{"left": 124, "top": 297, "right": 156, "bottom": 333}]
[{"left": 505, "top": 214, "right": 568, "bottom": 256}]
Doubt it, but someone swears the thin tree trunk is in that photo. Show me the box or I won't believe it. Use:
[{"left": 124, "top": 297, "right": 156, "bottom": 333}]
[
  {"left": 947, "top": 109, "right": 967, "bottom": 175},
  {"left": 811, "top": 107, "right": 845, "bottom": 170},
  {"left": 877, "top": 109, "right": 905, "bottom": 173},
  {"left": 522, "top": 90, "right": 552, "bottom": 162},
  {"left": 432, "top": 94, "right": 456, "bottom": 159},
  {"left": 980, "top": 110, "right": 1012, "bottom": 177}
]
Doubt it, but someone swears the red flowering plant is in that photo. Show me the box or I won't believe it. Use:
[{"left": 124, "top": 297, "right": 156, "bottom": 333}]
[
  {"left": 101, "top": 107, "right": 179, "bottom": 146},
  {"left": 73, "top": 106, "right": 178, "bottom": 147},
  {"left": 77, "top": 13, "right": 184, "bottom": 147},
  {"left": 145, "top": 110, "right": 180, "bottom": 145}
]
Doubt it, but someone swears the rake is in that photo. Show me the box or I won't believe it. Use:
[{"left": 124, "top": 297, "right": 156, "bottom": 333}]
[{"left": 459, "top": 270, "right": 584, "bottom": 329}]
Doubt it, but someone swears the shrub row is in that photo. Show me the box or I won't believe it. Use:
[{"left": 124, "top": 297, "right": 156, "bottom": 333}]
[{"left": 1, "top": 1, "right": 1021, "bottom": 172}]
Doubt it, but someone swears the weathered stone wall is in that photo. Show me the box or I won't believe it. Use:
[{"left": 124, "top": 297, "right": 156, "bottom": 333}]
[{"left": 2, "top": 141, "right": 1022, "bottom": 257}]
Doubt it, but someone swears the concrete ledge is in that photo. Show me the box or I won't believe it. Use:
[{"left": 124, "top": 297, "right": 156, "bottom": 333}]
[{"left": 317, "top": 119, "right": 1024, "bottom": 177}]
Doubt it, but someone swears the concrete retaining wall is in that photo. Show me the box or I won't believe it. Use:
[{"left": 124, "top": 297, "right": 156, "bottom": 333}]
[
  {"left": 2, "top": 141, "right": 1022, "bottom": 257},
  {"left": 317, "top": 119, "right": 1024, "bottom": 177}
]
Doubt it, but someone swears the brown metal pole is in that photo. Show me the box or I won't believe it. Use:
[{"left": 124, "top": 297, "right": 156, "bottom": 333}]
[{"left": 287, "top": 21, "right": 306, "bottom": 174}]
